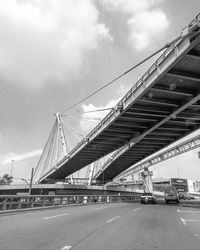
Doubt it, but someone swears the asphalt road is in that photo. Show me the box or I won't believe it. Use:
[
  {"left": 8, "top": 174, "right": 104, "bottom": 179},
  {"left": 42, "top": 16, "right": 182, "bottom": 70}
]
[{"left": 0, "top": 201, "right": 200, "bottom": 250}]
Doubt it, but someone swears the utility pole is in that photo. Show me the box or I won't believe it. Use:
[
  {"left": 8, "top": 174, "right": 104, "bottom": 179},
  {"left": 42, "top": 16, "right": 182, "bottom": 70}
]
[{"left": 29, "top": 168, "right": 34, "bottom": 195}]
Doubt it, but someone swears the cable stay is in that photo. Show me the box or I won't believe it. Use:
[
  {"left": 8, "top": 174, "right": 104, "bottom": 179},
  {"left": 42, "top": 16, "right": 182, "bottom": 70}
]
[
  {"left": 60, "top": 32, "right": 192, "bottom": 115},
  {"left": 61, "top": 117, "right": 85, "bottom": 141},
  {"left": 33, "top": 120, "right": 57, "bottom": 183},
  {"left": 61, "top": 107, "right": 114, "bottom": 117}
]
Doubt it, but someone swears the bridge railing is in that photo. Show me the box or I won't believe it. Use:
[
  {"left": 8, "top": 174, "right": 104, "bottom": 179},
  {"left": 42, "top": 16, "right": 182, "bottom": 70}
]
[{"left": 0, "top": 194, "right": 140, "bottom": 211}]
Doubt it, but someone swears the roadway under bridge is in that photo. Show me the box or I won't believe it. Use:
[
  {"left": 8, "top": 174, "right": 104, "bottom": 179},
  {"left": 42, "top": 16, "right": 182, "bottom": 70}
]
[{"left": 39, "top": 14, "right": 200, "bottom": 184}]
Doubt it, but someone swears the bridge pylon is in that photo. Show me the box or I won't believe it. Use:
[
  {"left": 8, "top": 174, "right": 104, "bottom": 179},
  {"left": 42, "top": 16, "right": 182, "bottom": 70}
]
[{"left": 140, "top": 167, "right": 153, "bottom": 193}]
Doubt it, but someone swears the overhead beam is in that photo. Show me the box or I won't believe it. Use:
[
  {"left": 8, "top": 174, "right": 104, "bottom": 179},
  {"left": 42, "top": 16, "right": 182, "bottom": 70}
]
[
  {"left": 151, "top": 86, "right": 194, "bottom": 97},
  {"left": 114, "top": 122, "right": 148, "bottom": 129},
  {"left": 144, "top": 137, "right": 173, "bottom": 141},
  {"left": 98, "top": 133, "right": 132, "bottom": 139},
  {"left": 129, "top": 106, "right": 170, "bottom": 114},
  {"left": 158, "top": 126, "right": 190, "bottom": 131},
  {"left": 125, "top": 111, "right": 166, "bottom": 118},
  {"left": 139, "top": 98, "right": 179, "bottom": 107},
  {"left": 167, "top": 71, "right": 200, "bottom": 82},
  {"left": 167, "top": 120, "right": 200, "bottom": 125},
  {"left": 149, "top": 131, "right": 180, "bottom": 136},
  {"left": 186, "top": 52, "right": 200, "bottom": 60},
  {"left": 107, "top": 127, "right": 136, "bottom": 133},
  {"left": 119, "top": 116, "right": 158, "bottom": 122}
]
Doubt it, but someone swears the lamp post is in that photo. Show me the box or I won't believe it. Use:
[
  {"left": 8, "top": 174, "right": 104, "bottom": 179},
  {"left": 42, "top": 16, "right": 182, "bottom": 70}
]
[
  {"left": 21, "top": 168, "right": 34, "bottom": 195},
  {"left": 29, "top": 168, "right": 34, "bottom": 195},
  {"left": 10, "top": 160, "right": 15, "bottom": 177}
]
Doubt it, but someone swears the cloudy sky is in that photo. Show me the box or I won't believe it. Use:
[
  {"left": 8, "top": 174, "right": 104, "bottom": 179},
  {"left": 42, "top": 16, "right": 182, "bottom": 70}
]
[{"left": 0, "top": 0, "right": 200, "bottom": 182}]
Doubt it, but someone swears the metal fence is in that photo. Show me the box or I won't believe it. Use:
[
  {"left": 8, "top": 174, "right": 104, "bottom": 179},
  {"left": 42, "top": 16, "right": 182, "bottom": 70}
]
[{"left": 0, "top": 194, "right": 140, "bottom": 211}]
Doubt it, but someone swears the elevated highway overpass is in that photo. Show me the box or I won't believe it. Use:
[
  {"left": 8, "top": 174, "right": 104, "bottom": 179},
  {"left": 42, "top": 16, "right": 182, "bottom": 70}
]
[
  {"left": 0, "top": 183, "right": 135, "bottom": 196},
  {"left": 39, "top": 14, "right": 200, "bottom": 184},
  {"left": 113, "top": 133, "right": 200, "bottom": 181}
]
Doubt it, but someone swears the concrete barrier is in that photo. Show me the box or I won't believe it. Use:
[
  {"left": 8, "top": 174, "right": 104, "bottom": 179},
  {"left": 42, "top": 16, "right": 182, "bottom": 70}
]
[{"left": 0, "top": 194, "right": 140, "bottom": 214}]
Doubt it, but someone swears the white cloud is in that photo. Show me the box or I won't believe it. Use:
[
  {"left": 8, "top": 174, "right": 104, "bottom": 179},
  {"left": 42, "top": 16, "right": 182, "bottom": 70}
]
[
  {"left": 0, "top": 0, "right": 112, "bottom": 87},
  {"left": 103, "top": 0, "right": 169, "bottom": 50},
  {"left": 127, "top": 9, "right": 169, "bottom": 50},
  {"left": 80, "top": 102, "right": 114, "bottom": 133},
  {"left": 103, "top": 0, "right": 162, "bottom": 12},
  {"left": 80, "top": 84, "right": 128, "bottom": 132},
  {"left": 2, "top": 149, "right": 42, "bottom": 165}
]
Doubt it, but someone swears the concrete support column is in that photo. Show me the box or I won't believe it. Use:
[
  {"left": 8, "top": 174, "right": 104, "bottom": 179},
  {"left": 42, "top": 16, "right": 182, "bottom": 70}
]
[{"left": 141, "top": 167, "right": 153, "bottom": 193}]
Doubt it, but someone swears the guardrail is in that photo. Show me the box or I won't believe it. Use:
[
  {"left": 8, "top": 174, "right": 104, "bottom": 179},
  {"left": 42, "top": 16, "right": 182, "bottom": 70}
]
[
  {"left": 180, "top": 199, "right": 200, "bottom": 209},
  {"left": 0, "top": 194, "right": 140, "bottom": 211}
]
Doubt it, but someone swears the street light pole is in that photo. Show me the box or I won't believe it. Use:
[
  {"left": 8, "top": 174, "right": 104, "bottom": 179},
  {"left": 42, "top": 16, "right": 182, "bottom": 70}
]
[
  {"left": 10, "top": 160, "right": 15, "bottom": 177},
  {"left": 29, "top": 168, "right": 34, "bottom": 195}
]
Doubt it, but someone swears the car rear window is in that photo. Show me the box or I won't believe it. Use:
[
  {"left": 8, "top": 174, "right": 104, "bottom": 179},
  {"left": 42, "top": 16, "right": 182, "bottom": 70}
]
[{"left": 143, "top": 193, "right": 152, "bottom": 196}]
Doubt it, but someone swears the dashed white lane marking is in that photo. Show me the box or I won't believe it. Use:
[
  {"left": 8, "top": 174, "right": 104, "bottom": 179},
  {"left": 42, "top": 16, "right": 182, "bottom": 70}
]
[
  {"left": 184, "top": 219, "right": 200, "bottom": 222},
  {"left": 177, "top": 208, "right": 200, "bottom": 213},
  {"left": 60, "top": 246, "right": 72, "bottom": 250},
  {"left": 133, "top": 208, "right": 142, "bottom": 212},
  {"left": 96, "top": 207, "right": 106, "bottom": 210},
  {"left": 194, "top": 234, "right": 199, "bottom": 237},
  {"left": 180, "top": 218, "right": 187, "bottom": 226},
  {"left": 106, "top": 215, "right": 120, "bottom": 223},
  {"left": 43, "top": 213, "right": 69, "bottom": 220}
]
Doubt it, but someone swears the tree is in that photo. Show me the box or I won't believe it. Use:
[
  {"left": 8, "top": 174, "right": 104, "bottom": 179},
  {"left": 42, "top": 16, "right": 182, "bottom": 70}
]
[{"left": 0, "top": 174, "right": 13, "bottom": 185}]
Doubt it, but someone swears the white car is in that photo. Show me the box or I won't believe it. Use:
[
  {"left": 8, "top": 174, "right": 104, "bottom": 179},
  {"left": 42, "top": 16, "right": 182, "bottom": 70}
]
[{"left": 140, "top": 193, "right": 156, "bottom": 204}]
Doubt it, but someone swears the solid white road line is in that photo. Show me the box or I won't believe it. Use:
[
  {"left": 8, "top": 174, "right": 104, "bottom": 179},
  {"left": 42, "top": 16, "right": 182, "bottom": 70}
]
[
  {"left": 43, "top": 213, "right": 69, "bottom": 220},
  {"left": 177, "top": 208, "right": 200, "bottom": 213},
  {"left": 106, "top": 215, "right": 120, "bottom": 223},
  {"left": 60, "top": 246, "right": 72, "bottom": 250},
  {"left": 180, "top": 218, "right": 187, "bottom": 226}
]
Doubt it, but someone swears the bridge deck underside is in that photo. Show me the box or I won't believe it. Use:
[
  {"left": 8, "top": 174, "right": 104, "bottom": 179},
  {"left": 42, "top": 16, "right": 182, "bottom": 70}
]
[
  {"left": 39, "top": 21, "right": 200, "bottom": 183},
  {"left": 96, "top": 43, "right": 200, "bottom": 181}
]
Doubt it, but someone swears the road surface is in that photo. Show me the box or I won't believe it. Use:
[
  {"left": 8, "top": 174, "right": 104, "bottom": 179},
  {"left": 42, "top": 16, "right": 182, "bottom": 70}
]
[{"left": 0, "top": 201, "right": 200, "bottom": 249}]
